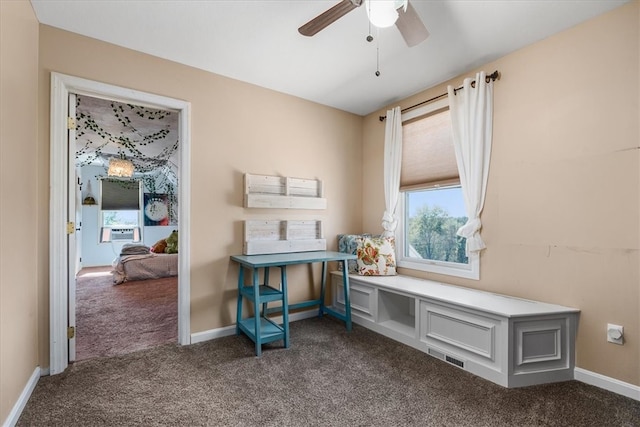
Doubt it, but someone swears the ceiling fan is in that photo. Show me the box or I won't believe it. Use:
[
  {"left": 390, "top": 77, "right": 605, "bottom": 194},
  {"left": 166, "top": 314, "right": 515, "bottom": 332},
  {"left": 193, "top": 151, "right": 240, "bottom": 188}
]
[{"left": 298, "top": 0, "right": 429, "bottom": 47}]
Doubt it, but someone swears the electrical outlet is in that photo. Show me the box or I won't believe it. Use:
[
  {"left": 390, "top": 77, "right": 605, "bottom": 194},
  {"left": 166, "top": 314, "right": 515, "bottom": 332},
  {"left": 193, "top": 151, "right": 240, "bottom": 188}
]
[{"left": 607, "top": 324, "right": 624, "bottom": 345}]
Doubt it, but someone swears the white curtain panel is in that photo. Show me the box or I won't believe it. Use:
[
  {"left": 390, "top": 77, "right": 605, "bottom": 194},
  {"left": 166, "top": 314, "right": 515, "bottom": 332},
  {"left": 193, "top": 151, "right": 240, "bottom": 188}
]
[
  {"left": 447, "top": 72, "right": 494, "bottom": 254},
  {"left": 381, "top": 106, "right": 403, "bottom": 237}
]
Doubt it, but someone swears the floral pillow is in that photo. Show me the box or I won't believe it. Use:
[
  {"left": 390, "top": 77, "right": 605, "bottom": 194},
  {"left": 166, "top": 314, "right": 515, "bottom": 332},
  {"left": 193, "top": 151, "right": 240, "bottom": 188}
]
[
  {"left": 356, "top": 236, "right": 397, "bottom": 276},
  {"left": 338, "top": 234, "right": 372, "bottom": 273}
]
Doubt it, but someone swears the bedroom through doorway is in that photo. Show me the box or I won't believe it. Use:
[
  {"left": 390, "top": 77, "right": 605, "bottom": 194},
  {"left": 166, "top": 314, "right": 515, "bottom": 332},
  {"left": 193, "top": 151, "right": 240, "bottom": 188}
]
[{"left": 72, "top": 94, "right": 180, "bottom": 361}]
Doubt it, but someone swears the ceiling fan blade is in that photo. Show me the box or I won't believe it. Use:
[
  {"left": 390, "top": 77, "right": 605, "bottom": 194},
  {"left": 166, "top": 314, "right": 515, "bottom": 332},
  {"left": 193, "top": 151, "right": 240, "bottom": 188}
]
[
  {"left": 298, "top": 0, "right": 361, "bottom": 37},
  {"left": 395, "top": 1, "right": 429, "bottom": 47}
]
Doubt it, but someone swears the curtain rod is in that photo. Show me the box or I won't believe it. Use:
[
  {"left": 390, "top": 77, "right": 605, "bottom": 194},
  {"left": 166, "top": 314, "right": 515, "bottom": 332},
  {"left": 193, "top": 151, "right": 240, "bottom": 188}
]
[{"left": 378, "top": 70, "right": 500, "bottom": 122}]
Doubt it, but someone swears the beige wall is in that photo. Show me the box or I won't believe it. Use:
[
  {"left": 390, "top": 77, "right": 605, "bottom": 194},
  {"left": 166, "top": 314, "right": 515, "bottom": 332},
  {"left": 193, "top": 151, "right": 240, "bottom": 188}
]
[
  {"left": 363, "top": 2, "right": 639, "bottom": 386},
  {"left": 2, "top": 3, "right": 637, "bottom": 420},
  {"left": 0, "top": 0, "right": 40, "bottom": 422},
  {"left": 37, "top": 25, "right": 363, "bottom": 366}
]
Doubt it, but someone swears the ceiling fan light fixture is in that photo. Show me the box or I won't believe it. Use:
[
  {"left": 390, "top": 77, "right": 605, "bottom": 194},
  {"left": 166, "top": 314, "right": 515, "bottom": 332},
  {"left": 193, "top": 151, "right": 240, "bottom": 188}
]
[
  {"left": 298, "top": 0, "right": 426, "bottom": 47},
  {"left": 365, "top": 0, "right": 400, "bottom": 28},
  {"left": 108, "top": 158, "right": 135, "bottom": 177}
]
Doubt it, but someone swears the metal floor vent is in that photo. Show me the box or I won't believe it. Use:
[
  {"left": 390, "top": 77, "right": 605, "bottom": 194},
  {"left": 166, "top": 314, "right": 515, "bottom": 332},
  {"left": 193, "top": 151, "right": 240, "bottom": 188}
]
[
  {"left": 428, "top": 347, "right": 465, "bottom": 369},
  {"left": 445, "top": 355, "right": 465, "bottom": 368}
]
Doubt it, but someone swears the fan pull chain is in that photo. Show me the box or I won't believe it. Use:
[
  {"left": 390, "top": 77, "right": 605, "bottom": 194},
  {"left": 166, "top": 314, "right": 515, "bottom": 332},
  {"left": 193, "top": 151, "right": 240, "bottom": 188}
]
[
  {"left": 376, "top": 47, "right": 380, "bottom": 76},
  {"left": 365, "top": 2, "right": 380, "bottom": 77},
  {"left": 375, "top": 28, "right": 381, "bottom": 77},
  {"left": 365, "top": 14, "right": 380, "bottom": 77}
]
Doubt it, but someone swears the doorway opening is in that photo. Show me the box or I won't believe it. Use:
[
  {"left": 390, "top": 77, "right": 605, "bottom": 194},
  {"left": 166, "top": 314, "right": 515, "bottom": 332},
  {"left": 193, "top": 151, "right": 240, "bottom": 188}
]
[
  {"left": 49, "top": 73, "right": 191, "bottom": 374},
  {"left": 73, "top": 94, "right": 180, "bottom": 361}
]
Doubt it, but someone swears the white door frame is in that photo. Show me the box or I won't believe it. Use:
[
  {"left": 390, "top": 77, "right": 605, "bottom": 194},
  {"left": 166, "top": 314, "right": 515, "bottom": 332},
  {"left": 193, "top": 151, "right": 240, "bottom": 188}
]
[{"left": 49, "top": 72, "right": 191, "bottom": 375}]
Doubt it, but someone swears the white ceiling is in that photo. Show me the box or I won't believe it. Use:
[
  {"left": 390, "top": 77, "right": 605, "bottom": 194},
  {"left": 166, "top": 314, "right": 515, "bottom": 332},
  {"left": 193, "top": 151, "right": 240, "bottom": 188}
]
[{"left": 30, "top": 0, "right": 628, "bottom": 116}]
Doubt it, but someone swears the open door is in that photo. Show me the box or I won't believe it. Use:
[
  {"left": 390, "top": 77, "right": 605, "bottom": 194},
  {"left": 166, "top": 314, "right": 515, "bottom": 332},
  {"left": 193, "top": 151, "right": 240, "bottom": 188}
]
[
  {"left": 75, "top": 168, "right": 83, "bottom": 275},
  {"left": 67, "top": 93, "right": 77, "bottom": 362}
]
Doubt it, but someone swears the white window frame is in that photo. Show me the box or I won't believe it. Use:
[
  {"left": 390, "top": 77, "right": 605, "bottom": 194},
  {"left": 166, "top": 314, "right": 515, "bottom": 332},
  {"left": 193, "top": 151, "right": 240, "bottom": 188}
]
[{"left": 395, "top": 98, "right": 480, "bottom": 280}]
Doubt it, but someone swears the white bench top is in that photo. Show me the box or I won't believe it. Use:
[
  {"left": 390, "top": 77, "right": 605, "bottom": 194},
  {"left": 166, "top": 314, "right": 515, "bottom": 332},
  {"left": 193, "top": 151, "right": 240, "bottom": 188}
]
[{"left": 333, "top": 272, "right": 579, "bottom": 318}]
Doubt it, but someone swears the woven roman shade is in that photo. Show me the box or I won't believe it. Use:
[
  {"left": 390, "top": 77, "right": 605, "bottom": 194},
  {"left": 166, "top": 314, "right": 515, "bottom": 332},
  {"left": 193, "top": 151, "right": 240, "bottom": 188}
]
[
  {"left": 101, "top": 179, "right": 141, "bottom": 210},
  {"left": 400, "top": 108, "right": 459, "bottom": 191}
]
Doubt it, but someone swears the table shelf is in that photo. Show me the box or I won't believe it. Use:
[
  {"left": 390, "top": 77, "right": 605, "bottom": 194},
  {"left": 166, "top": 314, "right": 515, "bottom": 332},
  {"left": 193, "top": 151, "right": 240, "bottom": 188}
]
[
  {"left": 238, "top": 317, "right": 285, "bottom": 345},
  {"left": 239, "top": 284, "right": 284, "bottom": 303}
]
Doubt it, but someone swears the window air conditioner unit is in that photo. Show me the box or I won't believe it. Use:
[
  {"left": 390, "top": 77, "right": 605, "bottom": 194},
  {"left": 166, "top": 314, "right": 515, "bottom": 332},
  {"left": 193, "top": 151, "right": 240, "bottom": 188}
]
[{"left": 100, "top": 227, "right": 141, "bottom": 243}]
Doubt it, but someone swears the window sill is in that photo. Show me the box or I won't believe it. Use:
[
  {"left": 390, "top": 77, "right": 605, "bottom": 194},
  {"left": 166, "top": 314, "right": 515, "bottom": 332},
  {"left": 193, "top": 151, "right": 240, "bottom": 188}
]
[{"left": 397, "top": 255, "right": 479, "bottom": 280}]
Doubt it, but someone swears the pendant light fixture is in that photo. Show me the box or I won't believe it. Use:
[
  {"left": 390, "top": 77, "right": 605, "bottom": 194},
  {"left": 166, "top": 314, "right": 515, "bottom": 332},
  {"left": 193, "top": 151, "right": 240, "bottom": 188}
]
[{"left": 107, "top": 158, "right": 135, "bottom": 177}]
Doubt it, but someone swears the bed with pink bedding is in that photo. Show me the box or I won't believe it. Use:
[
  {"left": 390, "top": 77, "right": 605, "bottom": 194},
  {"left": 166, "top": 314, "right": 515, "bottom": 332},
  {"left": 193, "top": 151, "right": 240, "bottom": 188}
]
[{"left": 112, "top": 253, "right": 179, "bottom": 284}]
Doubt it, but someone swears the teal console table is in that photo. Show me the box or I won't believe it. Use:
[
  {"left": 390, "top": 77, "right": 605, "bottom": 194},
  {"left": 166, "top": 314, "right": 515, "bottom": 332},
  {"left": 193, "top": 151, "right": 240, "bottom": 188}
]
[{"left": 231, "top": 251, "right": 357, "bottom": 356}]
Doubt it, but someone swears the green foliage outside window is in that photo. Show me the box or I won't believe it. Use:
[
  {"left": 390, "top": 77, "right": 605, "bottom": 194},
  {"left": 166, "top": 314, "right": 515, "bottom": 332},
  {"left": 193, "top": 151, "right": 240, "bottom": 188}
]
[
  {"left": 407, "top": 205, "right": 468, "bottom": 264},
  {"left": 103, "top": 211, "right": 139, "bottom": 227}
]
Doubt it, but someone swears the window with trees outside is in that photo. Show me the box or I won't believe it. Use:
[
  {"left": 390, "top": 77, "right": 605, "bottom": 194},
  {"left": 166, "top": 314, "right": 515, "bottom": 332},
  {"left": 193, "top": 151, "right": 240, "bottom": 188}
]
[
  {"left": 102, "top": 211, "right": 139, "bottom": 228},
  {"left": 395, "top": 99, "right": 479, "bottom": 280}
]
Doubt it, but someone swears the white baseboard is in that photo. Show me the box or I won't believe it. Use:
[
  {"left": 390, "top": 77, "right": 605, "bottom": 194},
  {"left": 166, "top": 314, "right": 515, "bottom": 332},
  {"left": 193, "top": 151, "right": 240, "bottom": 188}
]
[
  {"left": 2, "top": 366, "right": 40, "bottom": 427},
  {"left": 190, "top": 309, "right": 319, "bottom": 344},
  {"left": 190, "top": 324, "right": 236, "bottom": 344},
  {"left": 574, "top": 367, "right": 640, "bottom": 401}
]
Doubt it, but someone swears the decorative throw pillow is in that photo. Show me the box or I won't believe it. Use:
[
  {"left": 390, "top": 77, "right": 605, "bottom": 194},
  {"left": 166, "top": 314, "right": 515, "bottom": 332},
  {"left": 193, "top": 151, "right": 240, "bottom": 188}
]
[
  {"left": 151, "top": 239, "right": 167, "bottom": 254},
  {"left": 338, "top": 234, "right": 372, "bottom": 273},
  {"left": 356, "top": 236, "right": 397, "bottom": 276}
]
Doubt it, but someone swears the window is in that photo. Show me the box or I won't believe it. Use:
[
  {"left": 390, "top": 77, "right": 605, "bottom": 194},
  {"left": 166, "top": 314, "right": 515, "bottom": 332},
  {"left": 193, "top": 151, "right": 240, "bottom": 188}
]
[
  {"left": 395, "top": 99, "right": 479, "bottom": 280},
  {"left": 100, "top": 178, "right": 142, "bottom": 242},
  {"left": 405, "top": 186, "right": 468, "bottom": 263},
  {"left": 102, "top": 210, "right": 139, "bottom": 227}
]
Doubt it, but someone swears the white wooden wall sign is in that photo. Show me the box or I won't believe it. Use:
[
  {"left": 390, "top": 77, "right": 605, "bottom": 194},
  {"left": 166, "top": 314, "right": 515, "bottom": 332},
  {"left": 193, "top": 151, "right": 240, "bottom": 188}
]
[
  {"left": 243, "top": 220, "right": 326, "bottom": 255},
  {"left": 244, "top": 173, "right": 327, "bottom": 209}
]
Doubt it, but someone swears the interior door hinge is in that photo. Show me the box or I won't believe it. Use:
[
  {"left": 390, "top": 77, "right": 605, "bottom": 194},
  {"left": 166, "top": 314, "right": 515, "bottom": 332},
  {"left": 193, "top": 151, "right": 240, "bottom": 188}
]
[
  {"left": 66, "top": 222, "right": 75, "bottom": 235},
  {"left": 67, "top": 326, "right": 75, "bottom": 339},
  {"left": 67, "top": 117, "right": 76, "bottom": 130}
]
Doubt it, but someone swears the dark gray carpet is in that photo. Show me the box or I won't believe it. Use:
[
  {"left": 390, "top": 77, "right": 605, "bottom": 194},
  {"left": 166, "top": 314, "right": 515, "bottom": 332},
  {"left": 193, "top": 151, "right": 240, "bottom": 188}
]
[{"left": 18, "top": 317, "right": 640, "bottom": 426}]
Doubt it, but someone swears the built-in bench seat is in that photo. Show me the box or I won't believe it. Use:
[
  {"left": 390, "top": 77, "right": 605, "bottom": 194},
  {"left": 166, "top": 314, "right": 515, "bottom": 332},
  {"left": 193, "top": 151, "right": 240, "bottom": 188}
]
[{"left": 330, "top": 271, "right": 580, "bottom": 388}]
